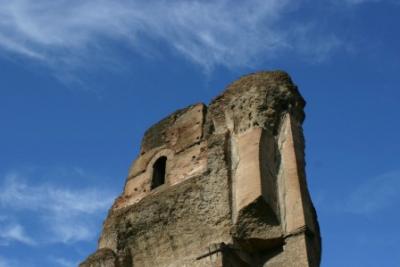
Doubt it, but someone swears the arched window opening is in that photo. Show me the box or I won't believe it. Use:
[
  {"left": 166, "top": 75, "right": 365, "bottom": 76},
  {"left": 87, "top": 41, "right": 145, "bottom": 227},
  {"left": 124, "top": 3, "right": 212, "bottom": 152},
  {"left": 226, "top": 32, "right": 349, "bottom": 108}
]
[{"left": 151, "top": 156, "right": 167, "bottom": 190}]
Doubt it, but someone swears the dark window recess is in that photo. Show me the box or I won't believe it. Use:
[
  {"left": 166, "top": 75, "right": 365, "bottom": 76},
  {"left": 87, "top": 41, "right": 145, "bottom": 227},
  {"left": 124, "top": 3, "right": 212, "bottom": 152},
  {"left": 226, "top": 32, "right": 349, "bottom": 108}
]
[{"left": 151, "top": 156, "right": 167, "bottom": 190}]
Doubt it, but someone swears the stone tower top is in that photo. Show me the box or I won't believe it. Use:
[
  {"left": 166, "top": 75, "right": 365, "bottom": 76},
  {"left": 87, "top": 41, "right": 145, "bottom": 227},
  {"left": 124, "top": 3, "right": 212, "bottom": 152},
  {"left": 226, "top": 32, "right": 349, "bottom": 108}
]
[{"left": 209, "top": 71, "right": 305, "bottom": 135}]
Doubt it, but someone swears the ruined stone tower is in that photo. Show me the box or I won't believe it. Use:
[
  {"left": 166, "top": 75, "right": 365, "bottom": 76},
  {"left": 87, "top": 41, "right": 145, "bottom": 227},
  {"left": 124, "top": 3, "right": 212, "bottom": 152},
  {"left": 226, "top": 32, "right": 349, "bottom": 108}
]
[{"left": 80, "top": 71, "right": 321, "bottom": 267}]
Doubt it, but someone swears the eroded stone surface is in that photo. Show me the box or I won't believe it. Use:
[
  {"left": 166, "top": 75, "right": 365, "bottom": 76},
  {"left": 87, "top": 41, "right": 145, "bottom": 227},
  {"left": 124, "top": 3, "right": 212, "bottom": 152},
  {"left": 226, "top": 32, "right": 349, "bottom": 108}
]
[
  {"left": 79, "top": 248, "right": 118, "bottom": 267},
  {"left": 80, "top": 71, "right": 321, "bottom": 267}
]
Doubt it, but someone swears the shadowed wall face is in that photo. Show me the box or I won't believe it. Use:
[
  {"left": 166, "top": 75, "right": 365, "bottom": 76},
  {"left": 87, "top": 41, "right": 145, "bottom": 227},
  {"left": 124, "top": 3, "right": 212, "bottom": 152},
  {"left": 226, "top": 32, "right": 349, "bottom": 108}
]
[{"left": 80, "top": 71, "right": 321, "bottom": 267}]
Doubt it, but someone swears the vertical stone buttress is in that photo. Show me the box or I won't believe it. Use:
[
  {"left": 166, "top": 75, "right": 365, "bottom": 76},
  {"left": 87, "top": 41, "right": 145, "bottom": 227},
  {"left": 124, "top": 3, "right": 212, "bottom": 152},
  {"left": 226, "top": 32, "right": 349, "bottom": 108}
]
[{"left": 79, "top": 71, "right": 321, "bottom": 267}]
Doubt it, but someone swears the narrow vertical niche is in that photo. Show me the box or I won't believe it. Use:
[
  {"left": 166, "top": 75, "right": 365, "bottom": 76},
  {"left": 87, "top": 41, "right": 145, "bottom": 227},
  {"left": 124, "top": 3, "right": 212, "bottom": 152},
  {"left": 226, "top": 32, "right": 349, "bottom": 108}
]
[{"left": 151, "top": 156, "right": 167, "bottom": 190}]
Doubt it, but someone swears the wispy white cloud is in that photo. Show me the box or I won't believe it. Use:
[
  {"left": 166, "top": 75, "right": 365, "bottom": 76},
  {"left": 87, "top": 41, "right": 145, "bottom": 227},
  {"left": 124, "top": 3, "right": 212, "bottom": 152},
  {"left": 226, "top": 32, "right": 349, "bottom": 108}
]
[
  {"left": 0, "top": 256, "right": 12, "bottom": 267},
  {"left": 1, "top": 172, "right": 113, "bottom": 214},
  {"left": 0, "top": 169, "right": 116, "bottom": 244},
  {"left": 289, "top": 25, "right": 343, "bottom": 63},
  {"left": 345, "top": 171, "right": 400, "bottom": 215},
  {"left": 0, "top": 0, "right": 341, "bottom": 74},
  {"left": 0, "top": 222, "right": 35, "bottom": 246}
]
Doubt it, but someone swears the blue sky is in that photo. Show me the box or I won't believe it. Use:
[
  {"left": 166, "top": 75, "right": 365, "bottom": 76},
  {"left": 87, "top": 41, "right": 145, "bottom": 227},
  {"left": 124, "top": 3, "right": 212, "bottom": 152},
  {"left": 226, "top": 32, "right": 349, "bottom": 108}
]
[{"left": 0, "top": 0, "right": 399, "bottom": 266}]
